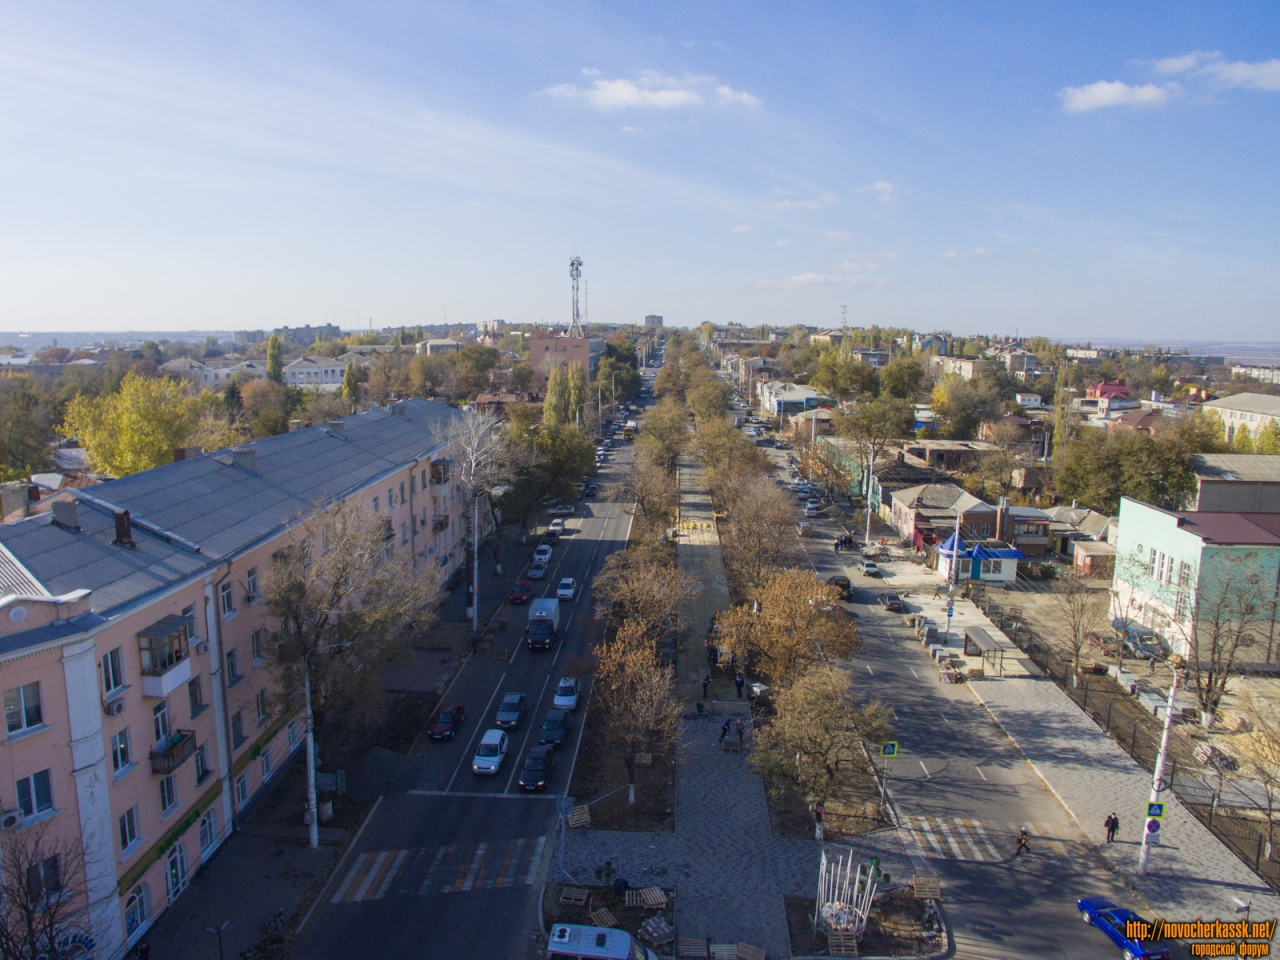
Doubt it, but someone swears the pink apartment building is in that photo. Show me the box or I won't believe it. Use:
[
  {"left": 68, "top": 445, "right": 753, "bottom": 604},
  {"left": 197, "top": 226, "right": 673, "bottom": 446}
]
[{"left": 0, "top": 399, "right": 468, "bottom": 958}]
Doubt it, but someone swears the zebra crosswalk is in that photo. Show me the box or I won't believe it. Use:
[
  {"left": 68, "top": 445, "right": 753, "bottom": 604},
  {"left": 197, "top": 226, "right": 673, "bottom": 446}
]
[
  {"left": 899, "top": 816, "right": 1089, "bottom": 867},
  {"left": 330, "top": 836, "right": 548, "bottom": 903}
]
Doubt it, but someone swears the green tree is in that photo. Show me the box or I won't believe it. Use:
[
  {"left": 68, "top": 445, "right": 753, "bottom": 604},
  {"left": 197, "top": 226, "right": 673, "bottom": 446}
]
[
  {"left": 930, "top": 374, "right": 1000, "bottom": 439},
  {"left": 266, "top": 334, "right": 284, "bottom": 383},
  {"left": 809, "top": 351, "right": 879, "bottom": 401},
  {"left": 879, "top": 356, "right": 924, "bottom": 400},
  {"left": 566, "top": 361, "right": 588, "bottom": 426},
  {"left": 1256, "top": 421, "right": 1280, "bottom": 455},
  {"left": 61, "top": 373, "right": 200, "bottom": 476},
  {"left": 535, "top": 423, "right": 595, "bottom": 500},
  {"left": 634, "top": 399, "right": 689, "bottom": 471},
  {"left": 543, "top": 365, "right": 570, "bottom": 427},
  {"left": 1233, "top": 424, "right": 1255, "bottom": 453},
  {"left": 341, "top": 362, "right": 360, "bottom": 409}
]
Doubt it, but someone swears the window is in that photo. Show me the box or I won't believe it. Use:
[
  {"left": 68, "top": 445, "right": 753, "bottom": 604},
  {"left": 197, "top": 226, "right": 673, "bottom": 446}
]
[
  {"left": 26, "top": 855, "right": 61, "bottom": 904},
  {"left": 256, "top": 689, "right": 269, "bottom": 724},
  {"left": 1175, "top": 591, "right": 1188, "bottom": 621},
  {"left": 166, "top": 844, "right": 188, "bottom": 899},
  {"left": 421, "top": 468, "right": 428, "bottom": 488},
  {"left": 119, "top": 805, "right": 139, "bottom": 852},
  {"left": 220, "top": 583, "right": 235, "bottom": 618},
  {"left": 1178, "top": 561, "right": 1193, "bottom": 588},
  {"left": 111, "top": 729, "right": 132, "bottom": 773},
  {"left": 980, "top": 559, "right": 1003, "bottom": 576},
  {"left": 187, "top": 677, "right": 205, "bottom": 718},
  {"left": 401, "top": 522, "right": 409, "bottom": 545},
  {"left": 181, "top": 603, "right": 196, "bottom": 630},
  {"left": 124, "top": 884, "right": 149, "bottom": 937},
  {"left": 16, "top": 770, "right": 52, "bottom": 817},
  {"left": 372, "top": 496, "right": 379, "bottom": 513},
  {"left": 226, "top": 649, "right": 241, "bottom": 685},
  {"left": 138, "top": 623, "right": 189, "bottom": 675},
  {"left": 261, "top": 749, "right": 274, "bottom": 781},
  {"left": 199, "top": 810, "right": 218, "bottom": 853},
  {"left": 246, "top": 567, "right": 258, "bottom": 601},
  {"left": 1148, "top": 548, "right": 1157, "bottom": 576},
  {"left": 251, "top": 631, "right": 264, "bottom": 664},
  {"left": 411, "top": 473, "right": 416, "bottom": 493},
  {"left": 235, "top": 773, "right": 249, "bottom": 807},
  {"left": 288, "top": 720, "right": 299, "bottom": 748},
  {"left": 388, "top": 487, "right": 395, "bottom": 509},
  {"left": 195, "top": 743, "right": 211, "bottom": 784},
  {"left": 160, "top": 774, "right": 178, "bottom": 813},
  {"left": 231, "top": 711, "right": 245, "bottom": 748},
  {"left": 102, "top": 647, "right": 126, "bottom": 696},
  {"left": 400, "top": 481, "right": 405, "bottom": 504},
  {"left": 4, "top": 681, "right": 42, "bottom": 734},
  {"left": 152, "top": 700, "right": 170, "bottom": 745}
]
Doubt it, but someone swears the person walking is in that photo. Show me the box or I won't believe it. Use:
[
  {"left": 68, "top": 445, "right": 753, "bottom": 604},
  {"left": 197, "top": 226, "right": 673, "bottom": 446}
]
[
  {"left": 736, "top": 717, "right": 745, "bottom": 746},
  {"left": 702, "top": 674, "right": 711, "bottom": 699},
  {"left": 1013, "top": 827, "right": 1031, "bottom": 857},
  {"left": 1105, "top": 812, "right": 1119, "bottom": 843},
  {"left": 720, "top": 719, "right": 730, "bottom": 743},
  {"left": 812, "top": 801, "right": 825, "bottom": 841},
  {"left": 735, "top": 673, "right": 745, "bottom": 699},
  {"left": 1148, "top": 657, "right": 1157, "bottom": 676}
]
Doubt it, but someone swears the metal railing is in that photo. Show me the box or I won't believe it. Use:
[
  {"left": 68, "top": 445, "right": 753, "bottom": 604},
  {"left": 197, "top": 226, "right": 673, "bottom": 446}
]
[{"left": 150, "top": 730, "right": 197, "bottom": 776}]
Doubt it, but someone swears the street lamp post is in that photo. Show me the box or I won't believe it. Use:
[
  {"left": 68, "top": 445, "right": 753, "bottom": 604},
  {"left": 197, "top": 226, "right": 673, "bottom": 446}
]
[
  {"left": 304, "top": 642, "right": 351, "bottom": 850},
  {"left": 1139, "top": 653, "right": 1186, "bottom": 874},
  {"left": 205, "top": 921, "right": 230, "bottom": 960}
]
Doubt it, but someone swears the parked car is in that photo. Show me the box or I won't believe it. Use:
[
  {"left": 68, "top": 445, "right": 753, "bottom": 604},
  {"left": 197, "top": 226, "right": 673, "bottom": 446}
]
[
  {"left": 427, "top": 702, "right": 465, "bottom": 740},
  {"left": 553, "top": 676, "right": 580, "bottom": 711},
  {"left": 495, "top": 692, "right": 526, "bottom": 729},
  {"left": 585, "top": 483, "right": 598, "bottom": 497},
  {"left": 549, "top": 518, "right": 566, "bottom": 533},
  {"left": 538, "top": 709, "right": 569, "bottom": 747},
  {"left": 557, "top": 577, "right": 578, "bottom": 601},
  {"left": 508, "top": 581, "right": 533, "bottom": 605},
  {"left": 806, "top": 498, "right": 822, "bottom": 509},
  {"left": 804, "top": 505, "right": 820, "bottom": 518},
  {"left": 541, "top": 531, "right": 560, "bottom": 546},
  {"left": 528, "top": 561, "right": 548, "bottom": 580},
  {"left": 881, "top": 592, "right": 905, "bottom": 612},
  {"left": 860, "top": 560, "right": 881, "bottom": 577},
  {"left": 472, "top": 729, "right": 509, "bottom": 775},
  {"left": 1076, "top": 897, "right": 1172, "bottom": 960},
  {"left": 547, "top": 504, "right": 575, "bottom": 516},
  {"left": 826, "top": 575, "right": 853, "bottom": 601},
  {"left": 533, "top": 544, "right": 553, "bottom": 564},
  {"left": 518, "top": 746, "right": 555, "bottom": 791}
]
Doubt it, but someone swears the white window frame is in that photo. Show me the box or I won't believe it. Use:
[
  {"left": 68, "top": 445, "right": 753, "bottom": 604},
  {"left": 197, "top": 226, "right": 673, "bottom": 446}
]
[
  {"left": 159, "top": 774, "right": 178, "bottom": 815},
  {"left": 235, "top": 773, "right": 249, "bottom": 807},
  {"left": 4, "top": 681, "right": 43, "bottom": 735},
  {"left": 220, "top": 582, "right": 235, "bottom": 618},
  {"left": 119, "top": 805, "right": 140, "bottom": 854},
  {"left": 199, "top": 809, "right": 218, "bottom": 853},
  {"left": 256, "top": 689, "right": 269, "bottom": 725},
  {"left": 261, "top": 749, "right": 274, "bottom": 781},
  {"left": 246, "top": 566, "right": 258, "bottom": 601},
  {"left": 102, "top": 647, "right": 126, "bottom": 697},
  {"left": 16, "top": 769, "right": 53, "bottom": 817},
  {"left": 111, "top": 729, "right": 133, "bottom": 774}
]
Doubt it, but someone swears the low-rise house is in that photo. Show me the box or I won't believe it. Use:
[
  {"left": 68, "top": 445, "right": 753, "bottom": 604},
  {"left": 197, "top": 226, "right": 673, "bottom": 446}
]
[
  {"left": 789, "top": 408, "right": 833, "bottom": 436},
  {"left": 284, "top": 355, "right": 346, "bottom": 388},
  {"left": 1043, "top": 504, "right": 1116, "bottom": 555},
  {"left": 1203, "top": 393, "right": 1280, "bottom": 444},
  {"left": 851, "top": 348, "right": 890, "bottom": 370},
  {"left": 900, "top": 439, "right": 999, "bottom": 471},
  {"left": 1015, "top": 392, "right": 1044, "bottom": 409},
  {"left": 1190, "top": 454, "right": 1280, "bottom": 512},
  {"left": 757, "top": 382, "right": 828, "bottom": 417},
  {"left": 416, "top": 339, "right": 462, "bottom": 356},
  {"left": 159, "top": 358, "right": 268, "bottom": 389},
  {"left": 1105, "top": 408, "right": 1163, "bottom": 435},
  {"left": 930, "top": 355, "right": 984, "bottom": 381},
  {"left": 809, "top": 330, "right": 849, "bottom": 349},
  {"left": 888, "top": 483, "right": 997, "bottom": 551},
  {"left": 935, "top": 533, "right": 1024, "bottom": 586},
  {"left": 1073, "top": 539, "right": 1117, "bottom": 577},
  {"left": 979, "top": 415, "right": 1045, "bottom": 446}
]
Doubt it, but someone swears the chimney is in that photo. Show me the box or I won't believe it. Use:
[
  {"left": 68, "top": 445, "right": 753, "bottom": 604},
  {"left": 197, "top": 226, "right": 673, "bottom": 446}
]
[
  {"left": 173, "top": 446, "right": 204, "bottom": 462},
  {"left": 391, "top": 402, "right": 410, "bottom": 418},
  {"left": 231, "top": 448, "right": 257, "bottom": 473},
  {"left": 51, "top": 500, "right": 80, "bottom": 531},
  {"left": 113, "top": 509, "right": 134, "bottom": 547},
  {"left": 325, "top": 421, "right": 345, "bottom": 439},
  {"left": 288, "top": 419, "right": 304, "bottom": 432}
]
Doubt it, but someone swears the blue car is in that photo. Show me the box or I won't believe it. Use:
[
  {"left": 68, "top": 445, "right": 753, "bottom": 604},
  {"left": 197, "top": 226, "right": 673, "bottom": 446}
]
[{"left": 1076, "top": 897, "right": 1171, "bottom": 960}]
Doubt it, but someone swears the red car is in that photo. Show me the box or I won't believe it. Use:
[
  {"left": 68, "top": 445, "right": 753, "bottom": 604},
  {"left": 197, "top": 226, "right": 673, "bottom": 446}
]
[
  {"left": 508, "top": 580, "right": 533, "bottom": 605},
  {"left": 427, "top": 703, "right": 465, "bottom": 740}
]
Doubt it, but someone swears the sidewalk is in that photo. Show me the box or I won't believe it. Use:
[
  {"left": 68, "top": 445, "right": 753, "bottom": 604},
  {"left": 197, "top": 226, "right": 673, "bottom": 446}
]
[
  {"left": 675, "top": 455, "right": 730, "bottom": 701},
  {"left": 911, "top": 592, "right": 1280, "bottom": 932}
]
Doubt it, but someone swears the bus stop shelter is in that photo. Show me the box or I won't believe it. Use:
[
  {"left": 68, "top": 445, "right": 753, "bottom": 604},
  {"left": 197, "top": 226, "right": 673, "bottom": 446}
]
[{"left": 963, "top": 626, "right": 1005, "bottom": 677}]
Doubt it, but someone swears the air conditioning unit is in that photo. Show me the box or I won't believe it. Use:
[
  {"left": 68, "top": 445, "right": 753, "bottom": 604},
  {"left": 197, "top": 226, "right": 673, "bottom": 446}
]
[
  {"left": 110, "top": 700, "right": 126, "bottom": 717},
  {"left": 1, "top": 810, "right": 23, "bottom": 830},
  {"left": 193, "top": 640, "right": 209, "bottom": 656}
]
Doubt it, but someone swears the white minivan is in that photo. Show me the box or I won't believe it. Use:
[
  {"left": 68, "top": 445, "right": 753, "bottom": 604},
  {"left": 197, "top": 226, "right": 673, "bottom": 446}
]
[{"left": 547, "top": 924, "right": 659, "bottom": 960}]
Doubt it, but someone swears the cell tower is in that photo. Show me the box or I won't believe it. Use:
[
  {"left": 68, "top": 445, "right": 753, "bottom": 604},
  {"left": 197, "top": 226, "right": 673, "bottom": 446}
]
[{"left": 568, "top": 256, "right": 584, "bottom": 338}]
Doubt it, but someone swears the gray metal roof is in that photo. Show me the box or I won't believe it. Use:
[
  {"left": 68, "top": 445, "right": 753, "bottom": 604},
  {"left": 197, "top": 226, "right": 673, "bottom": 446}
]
[
  {"left": 1204, "top": 393, "right": 1280, "bottom": 418},
  {"left": 1194, "top": 454, "right": 1280, "bottom": 483},
  {"left": 0, "top": 399, "right": 466, "bottom": 620}
]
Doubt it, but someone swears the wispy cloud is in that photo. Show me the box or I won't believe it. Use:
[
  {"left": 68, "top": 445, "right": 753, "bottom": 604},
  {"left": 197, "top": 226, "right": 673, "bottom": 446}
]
[
  {"left": 942, "top": 248, "right": 994, "bottom": 259},
  {"left": 758, "top": 273, "right": 887, "bottom": 288},
  {"left": 853, "top": 180, "right": 895, "bottom": 203},
  {"left": 775, "top": 239, "right": 791, "bottom": 246},
  {"left": 621, "top": 125, "right": 643, "bottom": 134},
  {"left": 538, "top": 71, "right": 758, "bottom": 111},
  {"left": 730, "top": 224, "right": 756, "bottom": 234},
  {"left": 1152, "top": 50, "right": 1280, "bottom": 91},
  {"left": 766, "top": 193, "right": 835, "bottom": 210},
  {"left": 823, "top": 229, "right": 852, "bottom": 243},
  {"left": 1058, "top": 80, "right": 1177, "bottom": 113}
]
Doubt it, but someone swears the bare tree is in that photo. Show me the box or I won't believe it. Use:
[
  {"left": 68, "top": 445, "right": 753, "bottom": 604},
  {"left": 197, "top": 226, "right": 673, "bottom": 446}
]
[
  {"left": 593, "top": 551, "right": 696, "bottom": 639},
  {"left": 1236, "top": 690, "right": 1280, "bottom": 861},
  {"left": 608, "top": 457, "right": 679, "bottom": 535},
  {"left": 592, "top": 622, "right": 682, "bottom": 803},
  {"left": 1047, "top": 569, "right": 1107, "bottom": 669},
  {"left": 715, "top": 473, "right": 798, "bottom": 596},
  {"left": 0, "top": 822, "right": 89, "bottom": 960},
  {"left": 446, "top": 410, "right": 520, "bottom": 583},
  {"left": 1107, "top": 546, "right": 1150, "bottom": 672},
  {"left": 751, "top": 664, "right": 892, "bottom": 804}
]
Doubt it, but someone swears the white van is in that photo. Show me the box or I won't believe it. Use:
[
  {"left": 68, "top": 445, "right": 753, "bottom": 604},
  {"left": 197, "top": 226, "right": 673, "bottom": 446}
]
[{"left": 547, "top": 924, "right": 659, "bottom": 960}]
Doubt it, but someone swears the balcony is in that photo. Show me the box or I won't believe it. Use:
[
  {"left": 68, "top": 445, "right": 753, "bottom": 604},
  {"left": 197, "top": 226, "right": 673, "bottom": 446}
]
[
  {"left": 429, "top": 460, "right": 452, "bottom": 499},
  {"left": 432, "top": 515, "right": 449, "bottom": 532},
  {"left": 138, "top": 615, "right": 193, "bottom": 699},
  {"left": 150, "top": 730, "right": 196, "bottom": 775}
]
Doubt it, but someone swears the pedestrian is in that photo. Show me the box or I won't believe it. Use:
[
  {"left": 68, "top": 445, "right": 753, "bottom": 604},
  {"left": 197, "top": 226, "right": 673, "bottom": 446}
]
[
  {"left": 812, "top": 801, "right": 825, "bottom": 841},
  {"left": 1014, "top": 827, "right": 1030, "bottom": 857},
  {"left": 736, "top": 717, "right": 745, "bottom": 745},
  {"left": 136, "top": 943, "right": 150, "bottom": 960},
  {"left": 834, "top": 539, "right": 841, "bottom": 554},
  {"left": 720, "top": 719, "right": 730, "bottom": 742},
  {"left": 1148, "top": 657, "right": 1156, "bottom": 675},
  {"left": 1106, "top": 812, "right": 1119, "bottom": 843},
  {"left": 735, "top": 673, "right": 745, "bottom": 699},
  {"left": 702, "top": 674, "right": 711, "bottom": 699}
]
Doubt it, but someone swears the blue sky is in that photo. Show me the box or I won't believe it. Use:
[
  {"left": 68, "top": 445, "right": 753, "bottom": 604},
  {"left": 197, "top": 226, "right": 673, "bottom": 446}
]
[{"left": 1, "top": 2, "right": 1277, "bottom": 338}]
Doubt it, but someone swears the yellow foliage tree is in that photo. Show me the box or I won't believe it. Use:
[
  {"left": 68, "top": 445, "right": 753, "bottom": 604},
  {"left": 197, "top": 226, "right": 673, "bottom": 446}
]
[{"left": 61, "top": 373, "right": 201, "bottom": 476}]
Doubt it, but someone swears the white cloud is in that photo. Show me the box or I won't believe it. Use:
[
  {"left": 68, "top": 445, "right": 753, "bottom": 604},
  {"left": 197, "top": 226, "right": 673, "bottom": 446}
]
[
  {"left": 1201, "top": 57, "right": 1280, "bottom": 91},
  {"left": 581, "top": 67, "right": 601, "bottom": 77},
  {"left": 730, "top": 224, "right": 756, "bottom": 234},
  {"left": 621, "top": 125, "right": 643, "bottom": 134},
  {"left": 943, "top": 248, "right": 994, "bottom": 259},
  {"left": 1152, "top": 51, "right": 1216, "bottom": 75},
  {"left": 775, "top": 239, "right": 791, "bottom": 246},
  {"left": 778, "top": 273, "right": 886, "bottom": 287},
  {"left": 853, "top": 180, "right": 895, "bottom": 203},
  {"left": 717, "top": 85, "right": 761, "bottom": 106},
  {"left": 1058, "top": 80, "right": 1176, "bottom": 113},
  {"left": 766, "top": 193, "right": 835, "bottom": 210},
  {"left": 823, "top": 230, "right": 852, "bottom": 243}
]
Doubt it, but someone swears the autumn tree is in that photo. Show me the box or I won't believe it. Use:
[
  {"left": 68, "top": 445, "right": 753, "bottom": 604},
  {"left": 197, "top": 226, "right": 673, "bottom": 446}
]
[
  {"left": 810, "top": 351, "right": 879, "bottom": 402},
  {"left": 716, "top": 474, "right": 798, "bottom": 596},
  {"left": 61, "top": 372, "right": 200, "bottom": 476},
  {"left": 609, "top": 457, "right": 679, "bottom": 534},
  {"left": 831, "top": 395, "right": 914, "bottom": 502},
  {"left": 686, "top": 375, "right": 730, "bottom": 425},
  {"left": 716, "top": 569, "right": 861, "bottom": 686},
  {"left": 634, "top": 398, "right": 689, "bottom": 471},
  {"left": 593, "top": 551, "right": 697, "bottom": 639},
  {"left": 930, "top": 373, "right": 1000, "bottom": 439},
  {"left": 342, "top": 361, "right": 360, "bottom": 409},
  {"left": 0, "top": 822, "right": 90, "bottom": 960},
  {"left": 751, "top": 664, "right": 892, "bottom": 804}
]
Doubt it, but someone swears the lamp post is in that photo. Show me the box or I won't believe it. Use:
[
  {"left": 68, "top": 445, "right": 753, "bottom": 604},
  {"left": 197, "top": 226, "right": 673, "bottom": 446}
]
[
  {"left": 205, "top": 921, "right": 230, "bottom": 960},
  {"left": 574, "top": 401, "right": 593, "bottom": 433},
  {"left": 1139, "top": 653, "right": 1186, "bottom": 874},
  {"left": 304, "top": 642, "right": 351, "bottom": 850}
]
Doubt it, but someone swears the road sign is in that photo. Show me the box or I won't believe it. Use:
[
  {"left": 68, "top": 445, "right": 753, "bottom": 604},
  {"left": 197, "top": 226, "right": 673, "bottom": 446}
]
[
  {"left": 556, "top": 795, "right": 576, "bottom": 816},
  {"left": 1147, "top": 802, "right": 1166, "bottom": 819},
  {"left": 1146, "top": 818, "right": 1161, "bottom": 833},
  {"left": 948, "top": 590, "right": 956, "bottom": 600},
  {"left": 880, "top": 742, "right": 899, "bottom": 758},
  {"left": 946, "top": 600, "right": 955, "bottom": 612}
]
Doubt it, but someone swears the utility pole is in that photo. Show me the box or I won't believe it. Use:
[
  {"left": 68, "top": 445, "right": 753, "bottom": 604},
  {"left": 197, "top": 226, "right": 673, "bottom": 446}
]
[
  {"left": 1139, "top": 654, "right": 1186, "bottom": 874},
  {"left": 946, "top": 512, "right": 961, "bottom": 640}
]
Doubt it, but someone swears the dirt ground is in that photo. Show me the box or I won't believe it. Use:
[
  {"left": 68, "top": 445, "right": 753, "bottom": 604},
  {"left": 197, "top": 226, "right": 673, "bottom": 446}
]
[
  {"left": 760, "top": 744, "right": 887, "bottom": 842},
  {"left": 543, "top": 881, "right": 675, "bottom": 949},
  {"left": 567, "top": 703, "right": 677, "bottom": 832},
  {"left": 785, "top": 888, "right": 938, "bottom": 958}
]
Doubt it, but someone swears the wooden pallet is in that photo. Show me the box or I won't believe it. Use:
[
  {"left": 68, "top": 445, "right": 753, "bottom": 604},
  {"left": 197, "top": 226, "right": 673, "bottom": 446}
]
[
  {"left": 558, "top": 886, "right": 589, "bottom": 907},
  {"left": 588, "top": 907, "right": 617, "bottom": 928},
  {"left": 827, "top": 931, "right": 860, "bottom": 956},
  {"left": 709, "top": 946, "right": 738, "bottom": 960},
  {"left": 677, "top": 938, "right": 708, "bottom": 959},
  {"left": 736, "top": 944, "right": 766, "bottom": 960},
  {"left": 912, "top": 874, "right": 941, "bottom": 899},
  {"left": 567, "top": 804, "right": 591, "bottom": 828},
  {"left": 639, "top": 915, "right": 674, "bottom": 946},
  {"left": 624, "top": 886, "right": 668, "bottom": 909}
]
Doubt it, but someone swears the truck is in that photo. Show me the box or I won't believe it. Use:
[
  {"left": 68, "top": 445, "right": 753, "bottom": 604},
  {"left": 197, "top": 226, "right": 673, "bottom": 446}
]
[{"left": 527, "top": 598, "right": 560, "bottom": 650}]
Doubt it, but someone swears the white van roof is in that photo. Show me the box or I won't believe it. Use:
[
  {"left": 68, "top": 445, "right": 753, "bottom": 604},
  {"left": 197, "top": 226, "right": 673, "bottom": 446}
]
[{"left": 547, "top": 923, "right": 636, "bottom": 960}]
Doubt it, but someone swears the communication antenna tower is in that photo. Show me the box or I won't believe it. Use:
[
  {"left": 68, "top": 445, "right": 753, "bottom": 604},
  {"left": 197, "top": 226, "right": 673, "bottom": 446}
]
[{"left": 568, "top": 256, "right": 584, "bottom": 338}]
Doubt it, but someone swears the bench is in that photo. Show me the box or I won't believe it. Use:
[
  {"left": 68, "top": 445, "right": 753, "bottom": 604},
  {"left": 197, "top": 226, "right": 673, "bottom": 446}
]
[
  {"left": 709, "top": 946, "right": 737, "bottom": 960},
  {"left": 736, "top": 944, "right": 766, "bottom": 960},
  {"left": 558, "top": 887, "right": 589, "bottom": 908}
]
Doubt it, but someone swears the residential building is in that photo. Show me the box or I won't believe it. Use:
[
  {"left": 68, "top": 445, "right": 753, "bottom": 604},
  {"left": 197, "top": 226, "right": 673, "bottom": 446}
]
[
  {"left": 1073, "top": 539, "right": 1117, "bottom": 577},
  {"left": 283, "top": 355, "right": 346, "bottom": 388},
  {"left": 1191, "top": 454, "right": 1280, "bottom": 512},
  {"left": 851, "top": 348, "right": 890, "bottom": 370},
  {"left": 911, "top": 333, "right": 948, "bottom": 353},
  {"left": 930, "top": 355, "right": 984, "bottom": 381},
  {"left": 988, "top": 345, "right": 1042, "bottom": 379},
  {"left": 1105, "top": 409, "right": 1163, "bottom": 435},
  {"left": 643, "top": 315, "right": 664, "bottom": 327},
  {"left": 232, "top": 331, "right": 266, "bottom": 346},
  {"left": 528, "top": 330, "right": 604, "bottom": 380},
  {"left": 416, "top": 339, "right": 462, "bottom": 356},
  {"left": 809, "top": 330, "right": 848, "bottom": 349},
  {"left": 887, "top": 482, "right": 997, "bottom": 552},
  {"left": 273, "top": 324, "right": 342, "bottom": 345},
  {"left": 756, "top": 382, "right": 829, "bottom": 417},
  {"left": 1203, "top": 393, "right": 1280, "bottom": 443},
  {"left": 1003, "top": 504, "right": 1051, "bottom": 558},
  {"left": 159, "top": 358, "right": 268, "bottom": 390},
  {"left": 1088, "top": 380, "right": 1131, "bottom": 402},
  {"left": 478, "top": 320, "right": 506, "bottom": 335},
  {"left": 1065, "top": 347, "right": 1111, "bottom": 364},
  {"left": 1232, "top": 365, "right": 1280, "bottom": 385},
  {"left": 1015, "top": 392, "right": 1043, "bottom": 409},
  {"left": 1110, "top": 498, "right": 1280, "bottom": 659},
  {"left": 0, "top": 399, "right": 469, "bottom": 957},
  {"left": 1044, "top": 504, "right": 1116, "bottom": 556},
  {"left": 978, "top": 415, "right": 1045, "bottom": 447},
  {"left": 788, "top": 408, "right": 833, "bottom": 435},
  {"left": 934, "top": 532, "right": 1024, "bottom": 586},
  {"left": 899, "top": 439, "right": 999, "bottom": 471},
  {"left": 1073, "top": 380, "right": 1139, "bottom": 418}
]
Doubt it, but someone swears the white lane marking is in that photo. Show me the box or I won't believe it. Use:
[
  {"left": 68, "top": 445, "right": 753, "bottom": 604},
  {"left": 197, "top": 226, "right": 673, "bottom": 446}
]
[
  {"left": 919, "top": 760, "right": 931, "bottom": 778},
  {"left": 938, "top": 711, "right": 950, "bottom": 725},
  {"left": 445, "top": 675, "right": 507, "bottom": 793},
  {"left": 353, "top": 851, "right": 388, "bottom": 901},
  {"left": 865, "top": 664, "right": 874, "bottom": 676},
  {"left": 975, "top": 765, "right": 987, "bottom": 781},
  {"left": 419, "top": 845, "right": 450, "bottom": 895},
  {"left": 461, "top": 842, "right": 488, "bottom": 891},
  {"left": 966, "top": 819, "right": 1002, "bottom": 860},
  {"left": 375, "top": 849, "right": 409, "bottom": 899},
  {"left": 331, "top": 852, "right": 367, "bottom": 903},
  {"left": 910, "top": 667, "right": 919, "bottom": 679},
  {"left": 526, "top": 835, "right": 547, "bottom": 884}
]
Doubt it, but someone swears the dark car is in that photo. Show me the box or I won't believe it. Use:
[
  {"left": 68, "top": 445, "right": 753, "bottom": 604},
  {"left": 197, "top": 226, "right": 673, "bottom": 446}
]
[
  {"left": 538, "top": 709, "right": 569, "bottom": 747},
  {"left": 1076, "top": 897, "right": 1172, "bottom": 960},
  {"left": 508, "top": 580, "right": 533, "bottom": 605},
  {"left": 826, "top": 575, "right": 853, "bottom": 601},
  {"left": 585, "top": 483, "right": 598, "bottom": 497},
  {"left": 881, "top": 592, "right": 905, "bottom": 612},
  {"left": 518, "top": 746, "right": 555, "bottom": 791},
  {"left": 541, "top": 530, "right": 560, "bottom": 546},
  {"left": 495, "top": 692, "right": 526, "bottom": 729},
  {"left": 426, "top": 703, "right": 465, "bottom": 740}
]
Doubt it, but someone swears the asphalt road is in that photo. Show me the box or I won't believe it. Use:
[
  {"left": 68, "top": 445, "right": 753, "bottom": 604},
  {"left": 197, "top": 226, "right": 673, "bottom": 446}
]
[{"left": 289, "top": 407, "right": 645, "bottom": 960}]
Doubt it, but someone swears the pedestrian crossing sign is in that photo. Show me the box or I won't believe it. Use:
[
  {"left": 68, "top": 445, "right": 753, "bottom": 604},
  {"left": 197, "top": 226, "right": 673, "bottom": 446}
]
[
  {"left": 1147, "top": 802, "right": 1165, "bottom": 819},
  {"left": 881, "top": 742, "right": 898, "bottom": 757}
]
